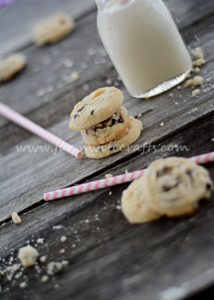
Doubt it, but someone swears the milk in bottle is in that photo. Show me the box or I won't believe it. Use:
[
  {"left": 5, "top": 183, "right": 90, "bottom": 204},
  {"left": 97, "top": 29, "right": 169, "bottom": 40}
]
[{"left": 96, "top": 0, "right": 192, "bottom": 98}]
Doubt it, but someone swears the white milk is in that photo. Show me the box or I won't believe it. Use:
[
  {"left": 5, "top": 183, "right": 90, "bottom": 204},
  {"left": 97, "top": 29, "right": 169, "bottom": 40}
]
[{"left": 97, "top": 0, "right": 192, "bottom": 98}]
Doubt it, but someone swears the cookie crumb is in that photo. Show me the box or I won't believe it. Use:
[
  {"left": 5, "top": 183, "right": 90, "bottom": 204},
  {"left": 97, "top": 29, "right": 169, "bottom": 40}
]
[
  {"left": 83, "top": 84, "right": 89, "bottom": 91},
  {"left": 194, "top": 67, "right": 200, "bottom": 73},
  {"left": 60, "top": 249, "right": 65, "bottom": 254},
  {"left": 160, "top": 122, "right": 165, "bottom": 127},
  {"left": 192, "top": 76, "right": 203, "bottom": 86},
  {"left": 193, "top": 58, "right": 206, "bottom": 67},
  {"left": 105, "top": 174, "right": 113, "bottom": 178},
  {"left": 106, "top": 78, "right": 112, "bottom": 85},
  {"left": 192, "top": 89, "right": 200, "bottom": 97},
  {"left": 191, "top": 107, "right": 198, "bottom": 113},
  {"left": 62, "top": 260, "right": 69, "bottom": 266},
  {"left": 37, "top": 89, "right": 46, "bottom": 98},
  {"left": 40, "top": 256, "right": 47, "bottom": 263},
  {"left": 70, "top": 71, "right": 80, "bottom": 82},
  {"left": 37, "top": 238, "right": 44, "bottom": 244},
  {"left": 11, "top": 212, "right": 21, "bottom": 225},
  {"left": 41, "top": 275, "right": 49, "bottom": 282},
  {"left": 18, "top": 245, "right": 39, "bottom": 267},
  {"left": 62, "top": 59, "right": 74, "bottom": 68},
  {"left": 47, "top": 261, "right": 68, "bottom": 275},
  {"left": 137, "top": 113, "right": 143, "bottom": 118},
  {"left": 19, "top": 282, "right": 27, "bottom": 289},
  {"left": 192, "top": 47, "right": 204, "bottom": 59},
  {"left": 60, "top": 236, "right": 67, "bottom": 243},
  {"left": 184, "top": 79, "right": 193, "bottom": 88},
  {"left": 53, "top": 225, "right": 63, "bottom": 230}
]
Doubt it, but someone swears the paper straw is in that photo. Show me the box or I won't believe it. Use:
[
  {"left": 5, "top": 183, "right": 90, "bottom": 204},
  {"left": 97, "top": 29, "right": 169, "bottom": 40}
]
[
  {"left": 44, "top": 151, "right": 214, "bottom": 201},
  {"left": 0, "top": 102, "right": 83, "bottom": 159}
]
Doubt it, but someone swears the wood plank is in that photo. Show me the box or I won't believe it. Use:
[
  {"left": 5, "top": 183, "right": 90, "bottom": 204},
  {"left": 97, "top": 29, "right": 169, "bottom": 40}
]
[
  {"left": 0, "top": 0, "right": 95, "bottom": 55},
  {"left": 0, "top": 13, "right": 214, "bottom": 222},
  {"left": 164, "top": 0, "right": 214, "bottom": 27},
  {"left": 1, "top": 0, "right": 214, "bottom": 129},
  {"left": 0, "top": 116, "right": 214, "bottom": 300},
  {"left": 0, "top": 11, "right": 108, "bottom": 128},
  {"left": 1, "top": 0, "right": 212, "bottom": 55}
]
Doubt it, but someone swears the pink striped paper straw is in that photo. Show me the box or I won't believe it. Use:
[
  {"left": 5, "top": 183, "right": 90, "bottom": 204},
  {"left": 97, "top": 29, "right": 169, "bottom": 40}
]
[
  {"left": 44, "top": 151, "right": 214, "bottom": 201},
  {"left": 0, "top": 102, "right": 83, "bottom": 159}
]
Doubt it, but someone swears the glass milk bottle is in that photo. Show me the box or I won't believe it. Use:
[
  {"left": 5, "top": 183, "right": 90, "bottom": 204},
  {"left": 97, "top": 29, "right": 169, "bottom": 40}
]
[{"left": 96, "top": 0, "right": 192, "bottom": 98}]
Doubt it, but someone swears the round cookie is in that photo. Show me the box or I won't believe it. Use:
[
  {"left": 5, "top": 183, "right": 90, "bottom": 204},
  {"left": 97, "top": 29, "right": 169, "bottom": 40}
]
[
  {"left": 69, "top": 87, "right": 124, "bottom": 130},
  {"left": 0, "top": 54, "right": 26, "bottom": 83},
  {"left": 34, "top": 14, "right": 75, "bottom": 46},
  {"left": 121, "top": 177, "right": 162, "bottom": 224},
  {"left": 85, "top": 117, "right": 143, "bottom": 159},
  {"left": 81, "top": 106, "right": 131, "bottom": 146},
  {"left": 143, "top": 157, "right": 212, "bottom": 217}
]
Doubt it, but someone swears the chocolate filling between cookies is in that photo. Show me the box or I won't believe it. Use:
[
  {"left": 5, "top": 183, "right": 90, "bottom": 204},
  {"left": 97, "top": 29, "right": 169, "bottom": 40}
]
[{"left": 85, "top": 111, "right": 124, "bottom": 135}]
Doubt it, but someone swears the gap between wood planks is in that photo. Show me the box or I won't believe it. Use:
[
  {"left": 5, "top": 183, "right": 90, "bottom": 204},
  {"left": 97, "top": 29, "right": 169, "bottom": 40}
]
[
  {"left": 1, "top": 114, "right": 213, "bottom": 253},
  {"left": 0, "top": 111, "right": 213, "bottom": 229},
  {"left": 0, "top": 16, "right": 214, "bottom": 222},
  {"left": 0, "top": 1, "right": 96, "bottom": 56},
  {"left": 0, "top": 11, "right": 214, "bottom": 137},
  {"left": 0, "top": 3, "right": 214, "bottom": 130},
  {"left": 0, "top": 13, "right": 214, "bottom": 149},
  {"left": 0, "top": 116, "right": 213, "bottom": 300},
  {"left": 1, "top": 0, "right": 213, "bottom": 56}
]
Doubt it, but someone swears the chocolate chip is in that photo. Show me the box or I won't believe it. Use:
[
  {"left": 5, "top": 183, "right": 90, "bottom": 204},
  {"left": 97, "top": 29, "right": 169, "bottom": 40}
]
[
  {"left": 109, "top": 146, "right": 117, "bottom": 151},
  {"left": 77, "top": 106, "right": 84, "bottom": 113},
  {"left": 186, "top": 170, "right": 193, "bottom": 177},
  {"left": 90, "top": 110, "right": 95, "bottom": 115},
  {"left": 73, "top": 114, "right": 78, "bottom": 119},
  {"left": 186, "top": 169, "right": 194, "bottom": 184},
  {"left": 111, "top": 119, "right": 117, "bottom": 126},
  {"left": 162, "top": 185, "right": 172, "bottom": 192},
  {"left": 162, "top": 181, "right": 179, "bottom": 192},
  {"left": 206, "top": 183, "right": 212, "bottom": 191},
  {"left": 118, "top": 116, "right": 124, "bottom": 123},
  {"left": 157, "top": 166, "right": 172, "bottom": 177}
]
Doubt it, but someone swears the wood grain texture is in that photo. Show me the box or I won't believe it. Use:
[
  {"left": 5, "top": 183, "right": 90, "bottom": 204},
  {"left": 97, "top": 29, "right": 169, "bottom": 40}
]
[
  {"left": 0, "top": 13, "right": 214, "bottom": 222},
  {"left": 1, "top": 0, "right": 213, "bottom": 55},
  {"left": 0, "top": 116, "right": 214, "bottom": 300},
  {"left": 0, "top": 0, "right": 95, "bottom": 55},
  {"left": 1, "top": 0, "right": 214, "bottom": 298},
  {"left": 1, "top": 0, "right": 214, "bottom": 128}
]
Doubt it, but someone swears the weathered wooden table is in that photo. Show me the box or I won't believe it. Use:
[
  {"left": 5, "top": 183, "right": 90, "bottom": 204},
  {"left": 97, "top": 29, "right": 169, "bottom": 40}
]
[{"left": 0, "top": 0, "right": 214, "bottom": 299}]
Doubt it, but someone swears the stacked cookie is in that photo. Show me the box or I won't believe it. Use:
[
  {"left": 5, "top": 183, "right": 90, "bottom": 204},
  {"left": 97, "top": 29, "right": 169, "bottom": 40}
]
[
  {"left": 122, "top": 157, "right": 213, "bottom": 223},
  {"left": 69, "top": 87, "right": 143, "bottom": 159}
]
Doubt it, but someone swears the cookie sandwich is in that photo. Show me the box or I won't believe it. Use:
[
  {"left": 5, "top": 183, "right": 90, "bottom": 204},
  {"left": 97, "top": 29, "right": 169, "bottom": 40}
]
[
  {"left": 122, "top": 157, "right": 213, "bottom": 223},
  {"left": 69, "top": 87, "right": 143, "bottom": 159}
]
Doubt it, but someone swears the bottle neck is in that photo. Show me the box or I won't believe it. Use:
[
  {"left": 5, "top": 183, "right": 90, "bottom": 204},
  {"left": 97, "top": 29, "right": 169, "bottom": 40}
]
[
  {"left": 95, "top": 0, "right": 115, "bottom": 9},
  {"left": 95, "top": 0, "right": 133, "bottom": 10}
]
